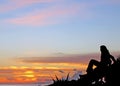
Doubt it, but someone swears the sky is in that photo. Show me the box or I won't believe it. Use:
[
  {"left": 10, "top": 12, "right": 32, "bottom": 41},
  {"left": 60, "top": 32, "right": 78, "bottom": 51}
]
[{"left": 0, "top": 0, "right": 120, "bottom": 85}]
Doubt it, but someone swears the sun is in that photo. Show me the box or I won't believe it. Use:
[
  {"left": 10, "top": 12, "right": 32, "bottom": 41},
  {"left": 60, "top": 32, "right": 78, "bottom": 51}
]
[{"left": 24, "top": 70, "right": 35, "bottom": 78}]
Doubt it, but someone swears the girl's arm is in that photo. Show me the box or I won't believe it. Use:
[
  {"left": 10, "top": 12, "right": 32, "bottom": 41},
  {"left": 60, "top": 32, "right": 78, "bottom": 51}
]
[{"left": 110, "top": 55, "right": 116, "bottom": 63}]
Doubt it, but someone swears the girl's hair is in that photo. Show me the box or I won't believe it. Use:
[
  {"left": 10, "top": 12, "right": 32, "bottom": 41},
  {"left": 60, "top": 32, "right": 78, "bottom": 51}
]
[{"left": 100, "top": 45, "right": 110, "bottom": 55}]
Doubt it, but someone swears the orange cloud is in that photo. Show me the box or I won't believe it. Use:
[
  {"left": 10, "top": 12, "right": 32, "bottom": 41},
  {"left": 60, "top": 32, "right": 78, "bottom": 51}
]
[
  {"left": 0, "top": 66, "right": 83, "bottom": 84},
  {"left": 0, "top": 67, "right": 47, "bottom": 84}
]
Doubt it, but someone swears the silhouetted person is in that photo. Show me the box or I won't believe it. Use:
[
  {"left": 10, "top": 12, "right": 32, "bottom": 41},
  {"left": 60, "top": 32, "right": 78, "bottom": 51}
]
[
  {"left": 86, "top": 45, "right": 116, "bottom": 74},
  {"left": 79, "top": 45, "right": 116, "bottom": 85}
]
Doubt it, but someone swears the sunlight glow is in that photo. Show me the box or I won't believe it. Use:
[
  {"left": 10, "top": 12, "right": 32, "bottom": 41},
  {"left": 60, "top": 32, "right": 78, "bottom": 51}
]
[
  {"left": 23, "top": 71, "right": 35, "bottom": 78},
  {"left": 0, "top": 65, "right": 86, "bottom": 84}
]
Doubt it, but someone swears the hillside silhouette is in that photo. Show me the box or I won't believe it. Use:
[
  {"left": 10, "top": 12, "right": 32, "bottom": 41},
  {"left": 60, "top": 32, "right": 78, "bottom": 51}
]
[{"left": 48, "top": 45, "right": 120, "bottom": 86}]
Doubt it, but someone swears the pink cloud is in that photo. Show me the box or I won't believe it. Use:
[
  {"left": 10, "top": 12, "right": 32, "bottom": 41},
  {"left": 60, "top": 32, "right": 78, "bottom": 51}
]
[
  {"left": 16, "top": 51, "right": 120, "bottom": 64},
  {"left": 0, "top": 0, "right": 55, "bottom": 12},
  {"left": 0, "top": 0, "right": 119, "bottom": 13},
  {"left": 2, "top": 0, "right": 119, "bottom": 26},
  {"left": 5, "top": 10, "right": 67, "bottom": 26},
  {"left": 16, "top": 53, "right": 99, "bottom": 64},
  {"left": 4, "top": 2, "right": 91, "bottom": 26}
]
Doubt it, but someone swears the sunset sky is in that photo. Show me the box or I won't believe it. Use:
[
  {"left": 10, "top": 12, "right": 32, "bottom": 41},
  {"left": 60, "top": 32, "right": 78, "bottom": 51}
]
[{"left": 0, "top": 0, "right": 120, "bottom": 85}]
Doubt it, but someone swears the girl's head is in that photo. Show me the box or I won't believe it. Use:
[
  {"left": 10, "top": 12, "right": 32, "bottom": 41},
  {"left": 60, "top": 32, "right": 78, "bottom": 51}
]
[{"left": 100, "top": 45, "right": 109, "bottom": 54}]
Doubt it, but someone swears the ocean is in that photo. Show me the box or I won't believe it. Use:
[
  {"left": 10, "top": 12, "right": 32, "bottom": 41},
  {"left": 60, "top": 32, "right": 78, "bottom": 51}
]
[
  {"left": 0, "top": 84, "right": 49, "bottom": 86},
  {"left": 0, "top": 84, "right": 38, "bottom": 86}
]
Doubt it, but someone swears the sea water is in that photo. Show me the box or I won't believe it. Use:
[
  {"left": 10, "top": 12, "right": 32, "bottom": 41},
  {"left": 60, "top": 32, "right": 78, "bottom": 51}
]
[
  {"left": 0, "top": 84, "right": 38, "bottom": 86},
  {"left": 0, "top": 84, "right": 48, "bottom": 86}
]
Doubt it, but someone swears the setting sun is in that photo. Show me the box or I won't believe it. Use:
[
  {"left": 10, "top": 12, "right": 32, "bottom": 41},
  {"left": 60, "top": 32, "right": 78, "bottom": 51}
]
[{"left": 23, "top": 71, "right": 35, "bottom": 78}]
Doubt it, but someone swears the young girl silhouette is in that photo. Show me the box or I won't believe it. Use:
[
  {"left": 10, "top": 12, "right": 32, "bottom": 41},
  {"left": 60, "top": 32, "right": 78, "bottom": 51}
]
[{"left": 86, "top": 45, "right": 116, "bottom": 73}]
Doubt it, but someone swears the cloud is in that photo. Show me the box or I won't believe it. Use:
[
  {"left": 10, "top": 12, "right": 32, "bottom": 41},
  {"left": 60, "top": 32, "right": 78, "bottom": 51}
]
[
  {"left": 0, "top": 67, "right": 49, "bottom": 84},
  {"left": 4, "top": 8, "right": 70, "bottom": 26},
  {"left": 16, "top": 53, "right": 100, "bottom": 64},
  {"left": 3, "top": 1, "right": 92, "bottom": 26},
  {"left": 0, "top": 0, "right": 55, "bottom": 12},
  {"left": 1, "top": 0, "right": 120, "bottom": 26},
  {"left": 0, "top": 67, "right": 80, "bottom": 84},
  {"left": 0, "top": 0, "right": 119, "bottom": 13},
  {"left": 5, "top": 5, "right": 88, "bottom": 26},
  {"left": 16, "top": 51, "right": 120, "bottom": 64}
]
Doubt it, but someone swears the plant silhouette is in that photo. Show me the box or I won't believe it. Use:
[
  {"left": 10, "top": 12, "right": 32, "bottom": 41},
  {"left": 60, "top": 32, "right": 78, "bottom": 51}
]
[{"left": 48, "top": 45, "right": 120, "bottom": 86}]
